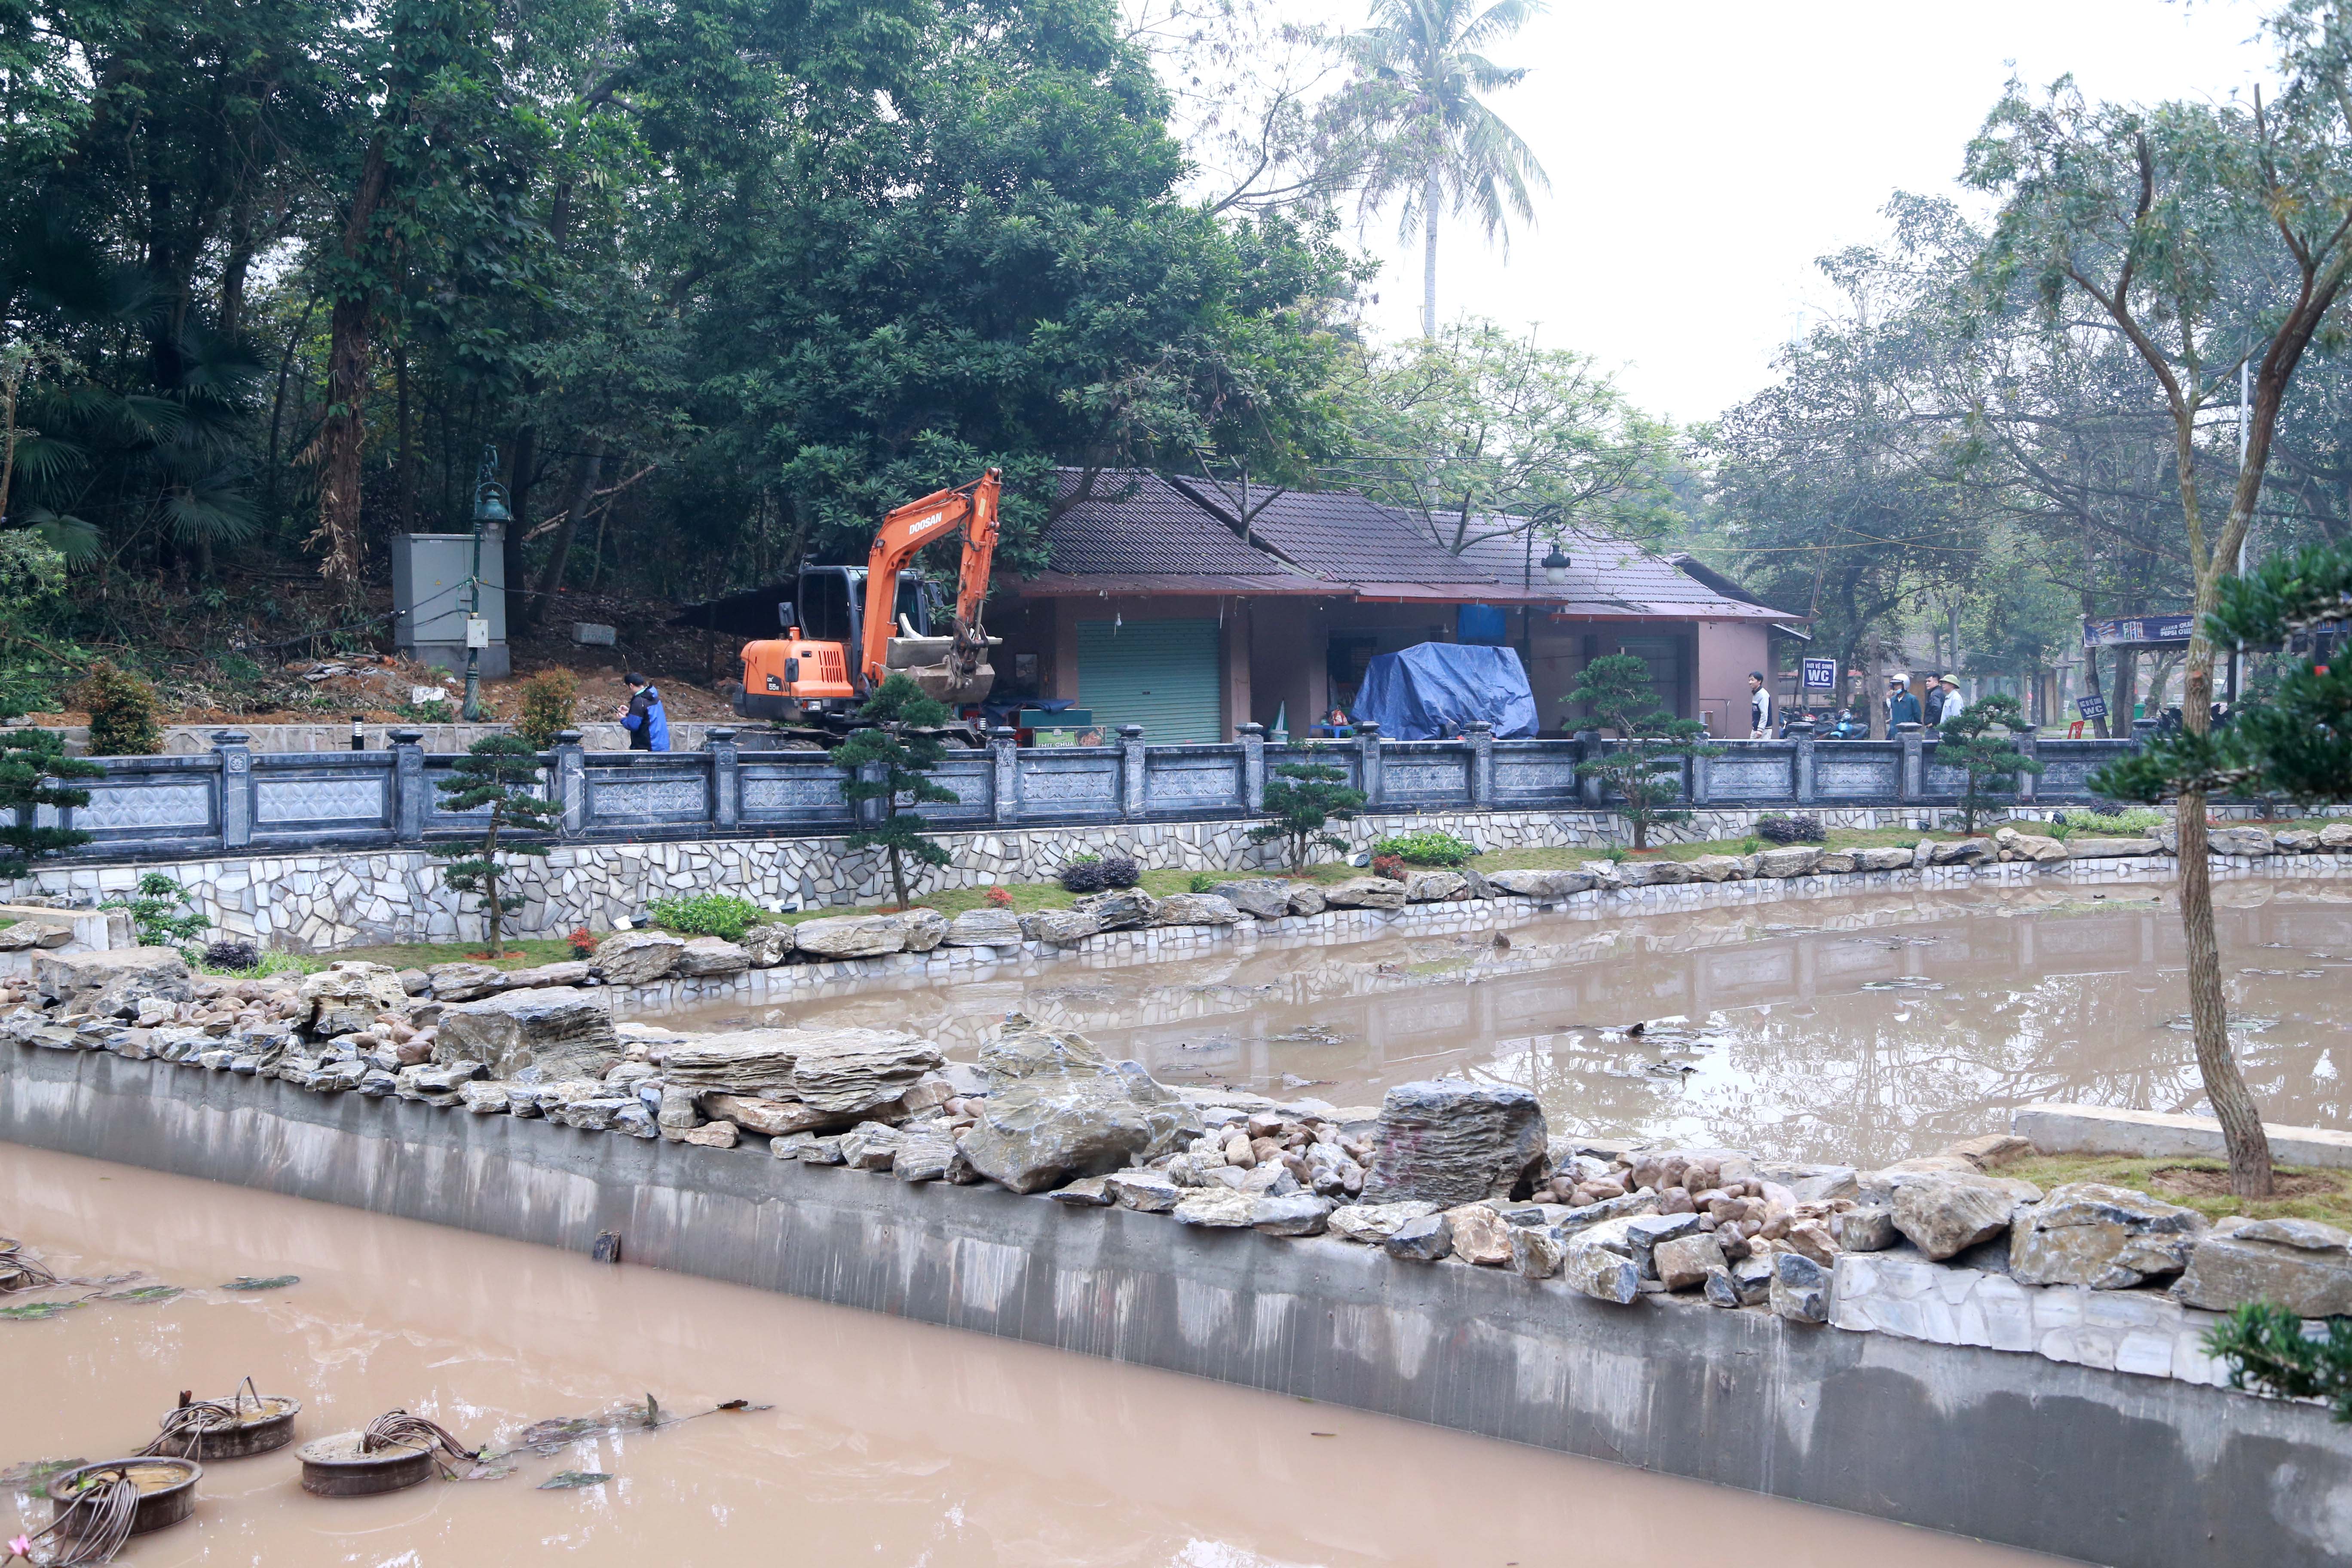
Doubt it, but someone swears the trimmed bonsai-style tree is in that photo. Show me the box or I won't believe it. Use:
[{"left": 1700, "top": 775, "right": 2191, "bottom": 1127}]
[
  {"left": 0, "top": 728, "right": 100, "bottom": 879},
  {"left": 837, "top": 674, "right": 956, "bottom": 909},
  {"left": 1249, "top": 752, "right": 1367, "bottom": 870},
  {"left": 1938, "top": 693, "right": 2044, "bottom": 833},
  {"left": 1563, "top": 652, "right": 1721, "bottom": 850},
  {"left": 433, "top": 734, "right": 560, "bottom": 956}
]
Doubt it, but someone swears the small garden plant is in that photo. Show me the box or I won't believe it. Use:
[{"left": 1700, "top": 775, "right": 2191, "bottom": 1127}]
[
  {"left": 647, "top": 894, "right": 765, "bottom": 943},
  {"left": 515, "top": 668, "right": 580, "bottom": 749},
  {"left": 102, "top": 872, "right": 211, "bottom": 955},
  {"left": 1369, "top": 830, "right": 1475, "bottom": 866},
  {"left": 69, "top": 658, "right": 165, "bottom": 756}
]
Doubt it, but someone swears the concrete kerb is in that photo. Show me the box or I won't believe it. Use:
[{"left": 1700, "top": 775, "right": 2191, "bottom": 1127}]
[
  {"left": 3, "top": 1045, "right": 2349, "bottom": 1568},
  {"left": 2014, "top": 1102, "right": 2352, "bottom": 1170}
]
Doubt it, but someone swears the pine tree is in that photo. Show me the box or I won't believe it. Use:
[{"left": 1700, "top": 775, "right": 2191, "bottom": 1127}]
[
  {"left": 0, "top": 729, "right": 100, "bottom": 879},
  {"left": 837, "top": 674, "right": 956, "bottom": 909},
  {"left": 1249, "top": 754, "right": 1368, "bottom": 870},
  {"left": 1938, "top": 693, "right": 2044, "bottom": 833},
  {"left": 1563, "top": 652, "right": 1721, "bottom": 850},
  {"left": 433, "top": 735, "right": 558, "bottom": 956}
]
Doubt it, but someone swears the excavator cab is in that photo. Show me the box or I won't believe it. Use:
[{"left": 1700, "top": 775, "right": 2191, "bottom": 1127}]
[{"left": 735, "top": 567, "right": 931, "bottom": 722}]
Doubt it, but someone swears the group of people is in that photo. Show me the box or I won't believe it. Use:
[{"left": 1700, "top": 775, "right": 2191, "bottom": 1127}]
[{"left": 1748, "top": 669, "right": 1969, "bottom": 739}]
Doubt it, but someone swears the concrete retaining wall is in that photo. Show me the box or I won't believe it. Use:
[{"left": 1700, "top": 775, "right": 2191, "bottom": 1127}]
[
  {"left": 2014, "top": 1102, "right": 2352, "bottom": 1170},
  {"left": 4, "top": 1045, "right": 2347, "bottom": 1568}
]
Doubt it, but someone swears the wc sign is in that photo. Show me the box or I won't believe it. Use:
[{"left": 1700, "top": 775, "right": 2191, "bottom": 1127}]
[{"left": 1800, "top": 658, "right": 1839, "bottom": 691}]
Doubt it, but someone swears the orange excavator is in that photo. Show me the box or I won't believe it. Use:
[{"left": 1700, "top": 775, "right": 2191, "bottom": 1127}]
[{"left": 731, "top": 469, "right": 1002, "bottom": 727}]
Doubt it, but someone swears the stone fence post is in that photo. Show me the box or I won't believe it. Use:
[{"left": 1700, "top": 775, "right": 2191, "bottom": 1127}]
[
  {"left": 707, "top": 726, "right": 740, "bottom": 829},
  {"left": 855, "top": 758, "right": 887, "bottom": 829},
  {"left": 1235, "top": 722, "right": 1266, "bottom": 812},
  {"left": 391, "top": 729, "right": 427, "bottom": 842},
  {"left": 1897, "top": 722, "right": 1925, "bottom": 802},
  {"left": 1465, "top": 721, "right": 1493, "bottom": 808},
  {"left": 1575, "top": 729, "right": 1605, "bottom": 809},
  {"left": 1690, "top": 742, "right": 1712, "bottom": 807},
  {"left": 989, "top": 726, "right": 1020, "bottom": 824},
  {"left": 1357, "top": 722, "right": 1383, "bottom": 811},
  {"left": 213, "top": 730, "right": 252, "bottom": 850},
  {"left": 1791, "top": 721, "right": 1816, "bottom": 805},
  {"left": 550, "top": 731, "right": 587, "bottom": 837},
  {"left": 2014, "top": 729, "right": 2038, "bottom": 805},
  {"left": 1118, "top": 725, "right": 1147, "bottom": 818}
]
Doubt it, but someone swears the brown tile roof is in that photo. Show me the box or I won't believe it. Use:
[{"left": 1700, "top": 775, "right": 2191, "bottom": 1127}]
[
  {"left": 1168, "top": 478, "right": 1498, "bottom": 584},
  {"left": 1046, "top": 471, "right": 1301, "bottom": 577},
  {"left": 1454, "top": 520, "right": 1803, "bottom": 622}
]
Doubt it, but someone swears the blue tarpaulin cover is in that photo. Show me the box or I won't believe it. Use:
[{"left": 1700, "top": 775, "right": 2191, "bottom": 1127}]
[{"left": 1351, "top": 642, "right": 1537, "bottom": 740}]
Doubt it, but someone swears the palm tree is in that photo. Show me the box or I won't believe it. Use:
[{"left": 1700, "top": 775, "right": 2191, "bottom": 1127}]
[{"left": 1338, "top": 0, "right": 1550, "bottom": 339}]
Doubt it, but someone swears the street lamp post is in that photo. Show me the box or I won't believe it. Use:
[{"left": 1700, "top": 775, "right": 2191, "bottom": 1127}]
[{"left": 464, "top": 444, "right": 511, "bottom": 723}]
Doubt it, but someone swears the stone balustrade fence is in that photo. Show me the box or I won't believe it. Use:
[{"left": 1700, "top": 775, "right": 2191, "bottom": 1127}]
[{"left": 20, "top": 719, "right": 2149, "bottom": 863}]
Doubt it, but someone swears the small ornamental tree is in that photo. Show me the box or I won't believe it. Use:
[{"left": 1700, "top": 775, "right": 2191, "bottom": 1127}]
[
  {"left": 1249, "top": 752, "right": 1366, "bottom": 869},
  {"left": 837, "top": 674, "right": 955, "bottom": 909},
  {"left": 432, "top": 735, "right": 559, "bottom": 957},
  {"left": 2206, "top": 1302, "right": 2352, "bottom": 1422},
  {"left": 514, "top": 669, "right": 579, "bottom": 750},
  {"left": 102, "top": 872, "right": 211, "bottom": 954},
  {"left": 1938, "top": 693, "right": 2045, "bottom": 833},
  {"left": 1563, "top": 652, "right": 1721, "bottom": 850},
  {"left": 69, "top": 659, "right": 165, "bottom": 756},
  {"left": 0, "top": 729, "right": 101, "bottom": 879}
]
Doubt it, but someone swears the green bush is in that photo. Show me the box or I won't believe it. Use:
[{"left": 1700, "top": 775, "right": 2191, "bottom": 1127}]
[
  {"left": 101, "top": 872, "right": 210, "bottom": 953},
  {"left": 70, "top": 658, "right": 164, "bottom": 755},
  {"left": 1188, "top": 872, "right": 1219, "bottom": 893},
  {"left": 2074, "top": 804, "right": 2167, "bottom": 834},
  {"left": 1369, "top": 830, "right": 1476, "bottom": 867},
  {"left": 515, "top": 669, "right": 579, "bottom": 749},
  {"left": 648, "top": 893, "right": 767, "bottom": 943}
]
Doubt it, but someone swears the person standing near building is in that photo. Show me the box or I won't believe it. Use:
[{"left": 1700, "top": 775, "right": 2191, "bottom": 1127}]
[
  {"left": 1748, "top": 671, "right": 1772, "bottom": 737},
  {"left": 1923, "top": 673, "right": 1950, "bottom": 728},
  {"left": 616, "top": 672, "right": 671, "bottom": 751}
]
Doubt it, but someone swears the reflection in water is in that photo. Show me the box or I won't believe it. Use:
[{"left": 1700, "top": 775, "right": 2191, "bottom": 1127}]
[
  {"left": 656, "top": 882, "right": 2352, "bottom": 1168},
  {"left": 0, "top": 1145, "right": 2041, "bottom": 1566}
]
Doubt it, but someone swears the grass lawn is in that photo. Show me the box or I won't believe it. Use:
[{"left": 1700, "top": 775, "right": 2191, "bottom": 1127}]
[
  {"left": 2000, "top": 1153, "right": 2352, "bottom": 1227},
  {"left": 306, "top": 937, "right": 582, "bottom": 974},
  {"left": 1471, "top": 824, "right": 1974, "bottom": 873}
]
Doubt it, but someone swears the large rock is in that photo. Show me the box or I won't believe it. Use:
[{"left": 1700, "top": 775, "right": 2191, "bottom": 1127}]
[
  {"left": 0, "top": 920, "right": 70, "bottom": 951},
  {"left": 427, "top": 961, "right": 507, "bottom": 1001},
  {"left": 594, "top": 930, "right": 685, "bottom": 985},
  {"left": 792, "top": 915, "right": 910, "bottom": 959},
  {"left": 1769, "top": 1252, "right": 1831, "bottom": 1322},
  {"left": 504, "top": 960, "right": 593, "bottom": 990},
  {"left": 2208, "top": 826, "right": 2275, "bottom": 857},
  {"left": 1360, "top": 1080, "right": 1547, "bottom": 1207},
  {"left": 1684, "top": 854, "right": 1748, "bottom": 883},
  {"left": 943, "top": 909, "right": 1025, "bottom": 947},
  {"left": 2064, "top": 835, "right": 2159, "bottom": 860},
  {"left": 2173, "top": 1218, "right": 2352, "bottom": 1317},
  {"left": 433, "top": 986, "right": 619, "bottom": 1079},
  {"left": 1752, "top": 846, "right": 1821, "bottom": 879},
  {"left": 674, "top": 937, "right": 751, "bottom": 977},
  {"left": 902, "top": 908, "right": 948, "bottom": 953},
  {"left": 956, "top": 1020, "right": 1198, "bottom": 1193},
  {"left": 1443, "top": 1202, "right": 1513, "bottom": 1265},
  {"left": 1152, "top": 892, "right": 1243, "bottom": 927},
  {"left": 1285, "top": 884, "right": 1327, "bottom": 916},
  {"left": 1210, "top": 880, "right": 1291, "bottom": 920},
  {"left": 1320, "top": 876, "right": 1404, "bottom": 911},
  {"left": 701, "top": 1093, "right": 842, "bottom": 1137},
  {"left": 1614, "top": 859, "right": 1691, "bottom": 887},
  {"left": 740, "top": 923, "right": 795, "bottom": 967},
  {"left": 1929, "top": 837, "right": 1995, "bottom": 866},
  {"left": 1561, "top": 1232, "right": 1642, "bottom": 1304},
  {"left": 2320, "top": 821, "right": 2352, "bottom": 849},
  {"left": 1403, "top": 870, "right": 1470, "bottom": 902},
  {"left": 1481, "top": 867, "right": 1594, "bottom": 899},
  {"left": 1892, "top": 1175, "right": 2020, "bottom": 1260},
  {"left": 1175, "top": 1188, "right": 1256, "bottom": 1228},
  {"left": 2009, "top": 1183, "right": 2207, "bottom": 1289},
  {"left": 1853, "top": 845, "right": 1916, "bottom": 872},
  {"left": 300, "top": 961, "right": 410, "bottom": 1035},
  {"left": 36, "top": 946, "right": 194, "bottom": 1014},
  {"left": 1252, "top": 1193, "right": 1336, "bottom": 1236},
  {"left": 1327, "top": 1200, "right": 1440, "bottom": 1244},
  {"left": 1072, "top": 888, "right": 1157, "bottom": 930},
  {"left": 790, "top": 1033, "right": 945, "bottom": 1113},
  {"left": 660, "top": 1029, "right": 814, "bottom": 1096},
  {"left": 1025, "top": 910, "right": 1102, "bottom": 948},
  {"left": 1654, "top": 1232, "right": 1728, "bottom": 1291}
]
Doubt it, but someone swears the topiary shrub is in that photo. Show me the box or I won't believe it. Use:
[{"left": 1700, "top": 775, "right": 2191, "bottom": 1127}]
[
  {"left": 1098, "top": 854, "right": 1140, "bottom": 888},
  {"left": 1369, "top": 830, "right": 1476, "bottom": 867},
  {"left": 1754, "top": 812, "right": 1825, "bottom": 845},
  {"left": 1059, "top": 856, "right": 1107, "bottom": 894},
  {"left": 70, "top": 658, "right": 165, "bottom": 756},
  {"left": 1370, "top": 853, "right": 1406, "bottom": 881},
  {"left": 515, "top": 668, "right": 580, "bottom": 749}
]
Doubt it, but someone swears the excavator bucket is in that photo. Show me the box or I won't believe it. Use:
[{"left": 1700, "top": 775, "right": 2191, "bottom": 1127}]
[{"left": 885, "top": 634, "right": 998, "bottom": 704}]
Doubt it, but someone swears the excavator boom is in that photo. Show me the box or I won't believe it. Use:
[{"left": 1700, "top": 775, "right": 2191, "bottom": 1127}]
[{"left": 859, "top": 469, "right": 1001, "bottom": 702}]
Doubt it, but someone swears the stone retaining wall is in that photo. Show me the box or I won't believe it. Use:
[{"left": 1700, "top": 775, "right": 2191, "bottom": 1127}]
[
  {"left": 3, "top": 1045, "right": 2346, "bottom": 1568},
  {"left": 10, "top": 802, "right": 1972, "bottom": 950}
]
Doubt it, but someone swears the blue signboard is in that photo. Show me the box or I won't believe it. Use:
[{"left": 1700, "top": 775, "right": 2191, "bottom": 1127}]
[
  {"left": 1800, "top": 657, "right": 1838, "bottom": 690},
  {"left": 2082, "top": 615, "right": 2194, "bottom": 649},
  {"left": 2075, "top": 693, "right": 2109, "bottom": 721}
]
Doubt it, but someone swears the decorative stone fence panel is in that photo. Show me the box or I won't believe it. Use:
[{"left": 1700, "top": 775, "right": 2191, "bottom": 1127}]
[{"left": 9, "top": 721, "right": 2151, "bottom": 865}]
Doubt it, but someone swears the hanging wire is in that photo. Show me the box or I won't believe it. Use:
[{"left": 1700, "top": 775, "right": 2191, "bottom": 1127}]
[{"left": 12, "top": 1465, "right": 144, "bottom": 1566}]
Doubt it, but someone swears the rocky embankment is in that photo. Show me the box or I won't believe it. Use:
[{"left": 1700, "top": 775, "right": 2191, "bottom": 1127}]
[{"left": 6, "top": 940, "right": 2346, "bottom": 1380}]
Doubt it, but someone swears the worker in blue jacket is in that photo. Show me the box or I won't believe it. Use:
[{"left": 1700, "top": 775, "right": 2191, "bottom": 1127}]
[{"left": 616, "top": 672, "right": 670, "bottom": 751}]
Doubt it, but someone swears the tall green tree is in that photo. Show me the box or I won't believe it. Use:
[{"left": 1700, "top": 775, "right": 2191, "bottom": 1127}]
[
  {"left": 432, "top": 735, "right": 557, "bottom": 956},
  {"left": 1335, "top": 0, "right": 1548, "bottom": 339},
  {"left": 1937, "top": 693, "right": 2043, "bottom": 833},
  {"left": 1966, "top": 5, "right": 2352, "bottom": 1196}
]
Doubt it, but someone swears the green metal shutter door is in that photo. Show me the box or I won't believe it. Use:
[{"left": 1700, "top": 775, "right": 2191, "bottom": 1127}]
[{"left": 1076, "top": 618, "right": 1222, "bottom": 743}]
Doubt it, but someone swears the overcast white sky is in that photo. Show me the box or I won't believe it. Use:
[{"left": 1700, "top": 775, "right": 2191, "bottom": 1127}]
[{"left": 1277, "top": 0, "right": 2276, "bottom": 423}]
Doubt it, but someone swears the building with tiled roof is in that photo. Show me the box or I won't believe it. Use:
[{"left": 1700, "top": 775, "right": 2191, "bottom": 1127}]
[{"left": 977, "top": 472, "right": 1806, "bottom": 744}]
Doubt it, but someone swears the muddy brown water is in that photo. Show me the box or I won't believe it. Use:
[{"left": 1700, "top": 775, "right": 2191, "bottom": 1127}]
[
  {"left": 0, "top": 1145, "right": 2051, "bottom": 1566},
  {"left": 655, "top": 882, "right": 2352, "bottom": 1168}
]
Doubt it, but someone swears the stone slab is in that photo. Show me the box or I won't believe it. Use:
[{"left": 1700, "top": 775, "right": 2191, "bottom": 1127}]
[{"left": 2013, "top": 1102, "right": 2352, "bottom": 1172}]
